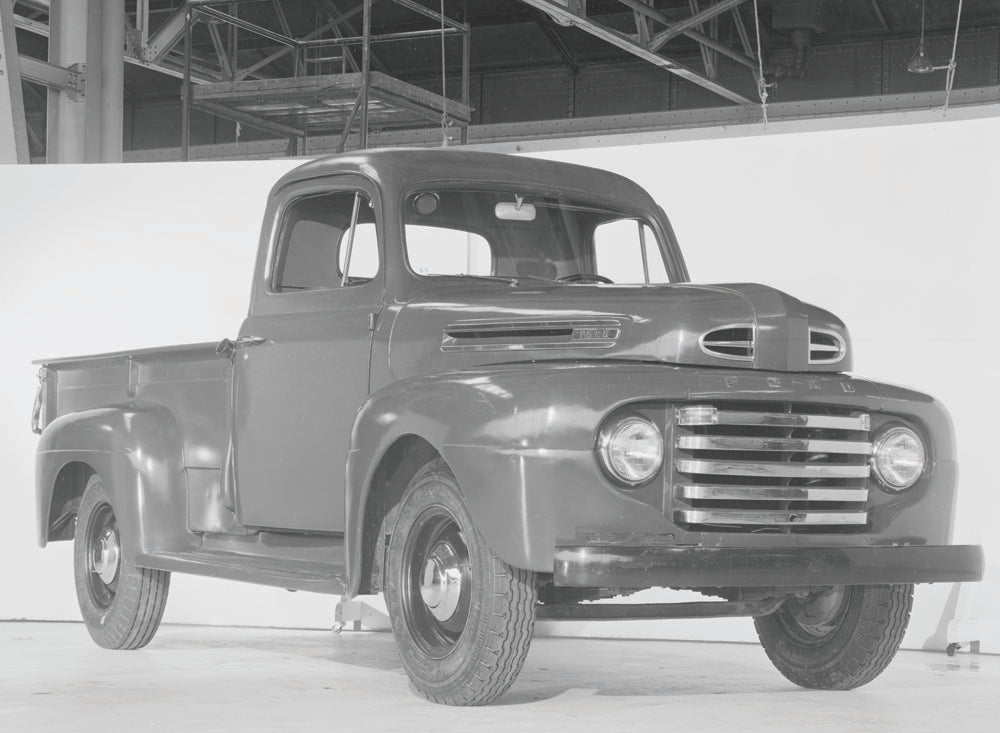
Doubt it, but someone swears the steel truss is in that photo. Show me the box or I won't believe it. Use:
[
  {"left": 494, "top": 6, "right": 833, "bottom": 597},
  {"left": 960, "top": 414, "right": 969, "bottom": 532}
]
[
  {"left": 179, "top": 0, "right": 472, "bottom": 159},
  {"left": 519, "top": 0, "right": 756, "bottom": 105}
]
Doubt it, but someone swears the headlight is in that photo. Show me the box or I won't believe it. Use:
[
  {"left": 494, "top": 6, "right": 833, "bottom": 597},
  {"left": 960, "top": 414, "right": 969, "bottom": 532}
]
[
  {"left": 598, "top": 415, "right": 664, "bottom": 486},
  {"left": 871, "top": 426, "right": 926, "bottom": 490}
]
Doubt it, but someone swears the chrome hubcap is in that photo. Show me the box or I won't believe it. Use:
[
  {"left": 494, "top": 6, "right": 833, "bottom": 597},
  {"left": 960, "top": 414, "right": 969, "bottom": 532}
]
[
  {"left": 419, "top": 541, "right": 464, "bottom": 621},
  {"left": 401, "top": 505, "right": 473, "bottom": 658},
  {"left": 91, "top": 526, "right": 120, "bottom": 585},
  {"left": 85, "top": 502, "right": 121, "bottom": 611}
]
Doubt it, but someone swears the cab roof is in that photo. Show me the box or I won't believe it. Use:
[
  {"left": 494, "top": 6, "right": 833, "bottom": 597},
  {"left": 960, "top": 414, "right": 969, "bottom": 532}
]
[{"left": 272, "top": 148, "right": 658, "bottom": 211}]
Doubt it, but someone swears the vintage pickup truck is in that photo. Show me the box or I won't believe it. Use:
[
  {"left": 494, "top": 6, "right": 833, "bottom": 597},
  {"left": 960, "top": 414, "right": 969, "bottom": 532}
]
[{"left": 32, "top": 149, "right": 983, "bottom": 705}]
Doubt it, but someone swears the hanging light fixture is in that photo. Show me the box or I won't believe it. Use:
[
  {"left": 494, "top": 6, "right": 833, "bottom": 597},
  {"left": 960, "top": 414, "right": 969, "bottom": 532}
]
[
  {"left": 908, "top": 0, "right": 935, "bottom": 74},
  {"left": 908, "top": 0, "right": 964, "bottom": 80}
]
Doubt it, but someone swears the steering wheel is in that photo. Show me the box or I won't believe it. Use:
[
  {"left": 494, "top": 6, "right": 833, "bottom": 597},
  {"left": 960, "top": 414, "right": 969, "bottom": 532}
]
[{"left": 557, "top": 273, "right": 614, "bottom": 284}]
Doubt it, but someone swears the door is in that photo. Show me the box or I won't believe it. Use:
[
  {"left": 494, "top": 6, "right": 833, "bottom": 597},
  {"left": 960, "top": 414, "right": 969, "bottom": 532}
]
[{"left": 232, "top": 181, "right": 381, "bottom": 532}]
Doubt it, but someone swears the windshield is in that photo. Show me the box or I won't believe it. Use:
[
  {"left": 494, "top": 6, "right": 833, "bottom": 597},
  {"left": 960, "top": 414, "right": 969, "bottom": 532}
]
[{"left": 402, "top": 188, "right": 671, "bottom": 285}]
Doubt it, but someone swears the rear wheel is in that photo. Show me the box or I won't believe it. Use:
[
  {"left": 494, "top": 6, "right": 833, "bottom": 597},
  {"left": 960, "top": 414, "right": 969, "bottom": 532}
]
[
  {"left": 384, "top": 458, "right": 537, "bottom": 705},
  {"left": 754, "top": 584, "right": 913, "bottom": 690},
  {"left": 73, "top": 474, "right": 170, "bottom": 649}
]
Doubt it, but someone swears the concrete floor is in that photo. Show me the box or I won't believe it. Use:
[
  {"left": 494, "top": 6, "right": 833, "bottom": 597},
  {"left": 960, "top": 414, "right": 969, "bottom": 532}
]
[{"left": 1, "top": 622, "right": 996, "bottom": 732}]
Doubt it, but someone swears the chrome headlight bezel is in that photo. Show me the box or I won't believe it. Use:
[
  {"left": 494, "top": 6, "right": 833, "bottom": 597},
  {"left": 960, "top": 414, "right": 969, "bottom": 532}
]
[
  {"left": 870, "top": 424, "right": 927, "bottom": 491},
  {"left": 597, "top": 414, "right": 664, "bottom": 487}
]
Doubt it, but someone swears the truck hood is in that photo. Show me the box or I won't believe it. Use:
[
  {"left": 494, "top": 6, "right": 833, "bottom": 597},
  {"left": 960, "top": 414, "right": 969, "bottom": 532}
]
[{"left": 387, "top": 281, "right": 850, "bottom": 379}]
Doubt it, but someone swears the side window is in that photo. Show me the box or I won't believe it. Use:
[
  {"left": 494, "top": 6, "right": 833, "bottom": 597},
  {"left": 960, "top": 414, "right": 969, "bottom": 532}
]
[
  {"left": 593, "top": 219, "right": 668, "bottom": 284},
  {"left": 405, "top": 224, "right": 493, "bottom": 276},
  {"left": 338, "top": 223, "right": 379, "bottom": 280},
  {"left": 272, "top": 191, "right": 378, "bottom": 292}
]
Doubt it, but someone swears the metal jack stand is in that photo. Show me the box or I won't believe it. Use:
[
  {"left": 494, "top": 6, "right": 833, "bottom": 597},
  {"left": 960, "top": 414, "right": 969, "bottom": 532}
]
[
  {"left": 945, "top": 580, "right": 982, "bottom": 656},
  {"left": 333, "top": 597, "right": 391, "bottom": 633},
  {"left": 943, "top": 533, "right": 982, "bottom": 656}
]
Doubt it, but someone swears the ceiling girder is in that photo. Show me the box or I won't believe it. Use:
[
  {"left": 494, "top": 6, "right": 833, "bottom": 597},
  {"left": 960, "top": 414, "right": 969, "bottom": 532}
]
[
  {"left": 528, "top": 7, "right": 579, "bottom": 74},
  {"left": 142, "top": 6, "right": 187, "bottom": 62},
  {"left": 870, "top": 0, "right": 889, "bottom": 31},
  {"left": 730, "top": 3, "right": 754, "bottom": 58},
  {"left": 686, "top": 0, "right": 718, "bottom": 79},
  {"left": 522, "top": 0, "right": 753, "bottom": 104},
  {"left": 615, "top": 0, "right": 754, "bottom": 69},
  {"left": 649, "top": 0, "right": 746, "bottom": 51}
]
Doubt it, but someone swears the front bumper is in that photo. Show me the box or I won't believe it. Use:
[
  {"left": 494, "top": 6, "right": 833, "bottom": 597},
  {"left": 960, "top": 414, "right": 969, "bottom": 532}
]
[{"left": 554, "top": 543, "right": 985, "bottom": 588}]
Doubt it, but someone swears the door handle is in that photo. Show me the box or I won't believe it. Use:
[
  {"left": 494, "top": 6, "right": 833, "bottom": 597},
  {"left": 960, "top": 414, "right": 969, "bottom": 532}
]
[{"left": 216, "top": 336, "right": 267, "bottom": 358}]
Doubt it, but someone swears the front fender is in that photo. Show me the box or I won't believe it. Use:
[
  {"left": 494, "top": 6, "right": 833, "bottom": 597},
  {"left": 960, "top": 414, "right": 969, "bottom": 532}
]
[
  {"left": 345, "top": 362, "right": 962, "bottom": 595},
  {"left": 345, "top": 362, "right": 693, "bottom": 591},
  {"left": 36, "top": 405, "right": 193, "bottom": 557}
]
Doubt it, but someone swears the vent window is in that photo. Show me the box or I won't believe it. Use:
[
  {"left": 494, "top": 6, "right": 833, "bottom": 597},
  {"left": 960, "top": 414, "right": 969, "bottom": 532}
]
[{"left": 700, "top": 324, "right": 754, "bottom": 361}]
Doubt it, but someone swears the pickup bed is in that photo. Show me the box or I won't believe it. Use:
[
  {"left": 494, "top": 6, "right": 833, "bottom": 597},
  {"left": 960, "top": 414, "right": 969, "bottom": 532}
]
[{"left": 32, "top": 149, "right": 983, "bottom": 705}]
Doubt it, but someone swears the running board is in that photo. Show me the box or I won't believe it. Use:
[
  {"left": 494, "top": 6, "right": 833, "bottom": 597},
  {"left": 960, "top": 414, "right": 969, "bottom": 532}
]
[{"left": 136, "top": 550, "right": 346, "bottom": 594}]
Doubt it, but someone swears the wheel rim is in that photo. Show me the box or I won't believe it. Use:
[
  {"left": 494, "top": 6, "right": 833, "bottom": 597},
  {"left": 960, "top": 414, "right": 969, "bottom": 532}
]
[
  {"left": 85, "top": 503, "right": 121, "bottom": 610},
  {"left": 400, "top": 505, "right": 472, "bottom": 659},
  {"left": 779, "top": 586, "right": 850, "bottom": 642}
]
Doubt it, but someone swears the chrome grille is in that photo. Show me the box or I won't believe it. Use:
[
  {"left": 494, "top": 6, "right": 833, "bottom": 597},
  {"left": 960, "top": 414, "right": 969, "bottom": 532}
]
[
  {"left": 672, "top": 404, "right": 872, "bottom": 532},
  {"left": 699, "top": 324, "right": 754, "bottom": 361}
]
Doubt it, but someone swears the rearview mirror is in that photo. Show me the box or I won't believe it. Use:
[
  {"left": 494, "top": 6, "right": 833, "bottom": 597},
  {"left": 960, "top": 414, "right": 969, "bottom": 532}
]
[{"left": 495, "top": 201, "right": 536, "bottom": 222}]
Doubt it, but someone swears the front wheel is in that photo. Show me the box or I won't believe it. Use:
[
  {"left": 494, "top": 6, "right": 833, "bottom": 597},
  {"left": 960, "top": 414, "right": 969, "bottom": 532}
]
[
  {"left": 384, "top": 458, "right": 537, "bottom": 705},
  {"left": 754, "top": 584, "right": 913, "bottom": 690}
]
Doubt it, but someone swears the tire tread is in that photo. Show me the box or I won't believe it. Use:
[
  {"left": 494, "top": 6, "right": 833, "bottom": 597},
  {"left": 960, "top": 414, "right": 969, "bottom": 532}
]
[
  {"left": 387, "top": 458, "right": 536, "bottom": 706},
  {"left": 74, "top": 474, "right": 170, "bottom": 650},
  {"left": 755, "top": 584, "right": 912, "bottom": 690}
]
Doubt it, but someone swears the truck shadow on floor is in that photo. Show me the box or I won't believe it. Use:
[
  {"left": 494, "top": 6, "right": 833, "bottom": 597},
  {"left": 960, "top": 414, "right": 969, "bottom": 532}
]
[{"left": 159, "top": 631, "right": 792, "bottom": 702}]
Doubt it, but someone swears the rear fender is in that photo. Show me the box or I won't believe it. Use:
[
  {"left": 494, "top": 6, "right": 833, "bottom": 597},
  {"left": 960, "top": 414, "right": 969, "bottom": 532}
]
[{"left": 36, "top": 406, "right": 194, "bottom": 557}]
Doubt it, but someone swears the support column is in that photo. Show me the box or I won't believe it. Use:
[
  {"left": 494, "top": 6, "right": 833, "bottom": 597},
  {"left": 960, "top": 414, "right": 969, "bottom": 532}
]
[
  {"left": 47, "top": 0, "right": 88, "bottom": 162},
  {"left": 48, "top": 0, "right": 124, "bottom": 163},
  {"left": 98, "top": 0, "right": 124, "bottom": 162}
]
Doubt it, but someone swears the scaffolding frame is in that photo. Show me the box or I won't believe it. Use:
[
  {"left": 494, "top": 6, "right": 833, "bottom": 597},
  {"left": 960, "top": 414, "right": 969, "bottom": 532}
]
[{"left": 180, "top": 0, "right": 472, "bottom": 159}]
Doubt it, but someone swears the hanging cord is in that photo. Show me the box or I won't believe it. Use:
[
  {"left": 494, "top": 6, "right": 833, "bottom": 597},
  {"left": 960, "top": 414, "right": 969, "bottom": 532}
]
[
  {"left": 918, "top": 0, "right": 926, "bottom": 48},
  {"left": 943, "top": 0, "right": 964, "bottom": 115},
  {"left": 752, "top": 0, "right": 772, "bottom": 126},
  {"left": 440, "top": 0, "right": 449, "bottom": 146}
]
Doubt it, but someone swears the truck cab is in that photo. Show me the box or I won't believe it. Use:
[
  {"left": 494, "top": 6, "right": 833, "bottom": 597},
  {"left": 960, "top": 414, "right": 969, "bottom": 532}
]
[{"left": 32, "top": 149, "right": 983, "bottom": 705}]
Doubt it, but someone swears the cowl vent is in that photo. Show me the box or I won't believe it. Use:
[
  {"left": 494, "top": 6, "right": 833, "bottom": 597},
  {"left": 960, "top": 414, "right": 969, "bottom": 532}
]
[
  {"left": 809, "top": 328, "right": 846, "bottom": 364},
  {"left": 441, "top": 318, "right": 621, "bottom": 352},
  {"left": 700, "top": 324, "right": 754, "bottom": 361}
]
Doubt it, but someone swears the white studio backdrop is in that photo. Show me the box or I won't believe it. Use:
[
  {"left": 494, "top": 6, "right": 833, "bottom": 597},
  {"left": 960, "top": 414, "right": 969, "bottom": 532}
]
[{"left": 1, "top": 114, "right": 996, "bottom": 653}]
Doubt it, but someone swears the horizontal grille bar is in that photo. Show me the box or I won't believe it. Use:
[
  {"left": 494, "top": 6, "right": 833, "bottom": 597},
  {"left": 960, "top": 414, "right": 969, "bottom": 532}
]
[
  {"left": 676, "top": 458, "right": 871, "bottom": 479},
  {"left": 676, "top": 435, "right": 872, "bottom": 455},
  {"left": 712, "top": 410, "right": 869, "bottom": 431},
  {"left": 678, "top": 484, "right": 870, "bottom": 502},
  {"left": 675, "top": 509, "right": 869, "bottom": 526}
]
